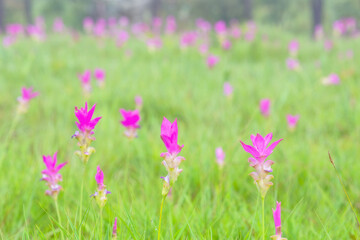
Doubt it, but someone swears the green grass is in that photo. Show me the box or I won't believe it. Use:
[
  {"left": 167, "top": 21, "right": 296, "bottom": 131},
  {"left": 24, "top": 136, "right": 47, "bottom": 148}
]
[{"left": 0, "top": 27, "right": 360, "bottom": 239}]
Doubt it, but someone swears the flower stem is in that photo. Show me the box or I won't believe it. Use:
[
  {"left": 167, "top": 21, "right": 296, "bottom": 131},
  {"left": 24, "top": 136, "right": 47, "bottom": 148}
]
[
  {"left": 262, "top": 196, "right": 265, "bottom": 240},
  {"left": 79, "top": 165, "right": 87, "bottom": 239},
  {"left": 0, "top": 112, "right": 20, "bottom": 164},
  {"left": 100, "top": 208, "right": 103, "bottom": 240},
  {"left": 157, "top": 195, "right": 166, "bottom": 240},
  {"left": 55, "top": 198, "right": 65, "bottom": 240}
]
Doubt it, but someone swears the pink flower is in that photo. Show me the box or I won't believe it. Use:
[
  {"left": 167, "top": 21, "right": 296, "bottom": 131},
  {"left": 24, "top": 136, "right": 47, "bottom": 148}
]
[
  {"left": 91, "top": 165, "right": 110, "bottom": 208},
  {"left": 314, "top": 25, "right": 324, "bottom": 40},
  {"left": 112, "top": 217, "right": 118, "bottom": 238},
  {"left": 214, "top": 21, "right": 227, "bottom": 35},
  {"left": 119, "top": 16, "right": 129, "bottom": 28},
  {"left": 117, "top": 30, "right": 129, "bottom": 47},
  {"left": 17, "top": 87, "right": 39, "bottom": 113},
  {"left": 230, "top": 26, "right": 241, "bottom": 39},
  {"left": 120, "top": 109, "right": 140, "bottom": 138},
  {"left": 288, "top": 40, "right": 299, "bottom": 56},
  {"left": 240, "top": 133, "right": 282, "bottom": 197},
  {"left": 53, "top": 17, "right": 64, "bottom": 33},
  {"left": 324, "top": 40, "right": 333, "bottom": 51},
  {"left": 215, "top": 147, "right": 225, "bottom": 168},
  {"left": 147, "top": 37, "right": 163, "bottom": 51},
  {"left": 286, "top": 58, "right": 300, "bottom": 71},
  {"left": 198, "top": 43, "right": 209, "bottom": 55},
  {"left": 75, "top": 102, "right": 102, "bottom": 134},
  {"left": 135, "top": 95, "right": 143, "bottom": 110},
  {"left": 78, "top": 70, "right": 92, "bottom": 94},
  {"left": 287, "top": 114, "right": 300, "bottom": 130},
  {"left": 83, "top": 17, "right": 94, "bottom": 33},
  {"left": 270, "top": 202, "right": 286, "bottom": 240},
  {"left": 41, "top": 152, "right": 67, "bottom": 198},
  {"left": 223, "top": 82, "right": 233, "bottom": 97},
  {"left": 322, "top": 73, "right": 340, "bottom": 85},
  {"left": 94, "top": 69, "right": 105, "bottom": 88},
  {"left": 165, "top": 16, "right": 176, "bottom": 34},
  {"left": 222, "top": 39, "right": 232, "bottom": 50},
  {"left": 207, "top": 55, "right": 219, "bottom": 69},
  {"left": 180, "top": 31, "right": 197, "bottom": 48},
  {"left": 160, "top": 117, "right": 185, "bottom": 197},
  {"left": 259, "top": 98, "right": 270, "bottom": 117}
]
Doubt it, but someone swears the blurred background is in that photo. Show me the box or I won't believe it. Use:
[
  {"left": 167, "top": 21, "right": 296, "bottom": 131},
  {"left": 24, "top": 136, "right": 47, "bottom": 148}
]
[{"left": 0, "top": 0, "right": 359, "bottom": 35}]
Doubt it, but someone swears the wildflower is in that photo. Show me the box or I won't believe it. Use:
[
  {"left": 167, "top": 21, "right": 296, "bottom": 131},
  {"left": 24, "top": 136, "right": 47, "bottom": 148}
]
[
  {"left": 286, "top": 58, "right": 300, "bottom": 71},
  {"left": 198, "top": 43, "right": 209, "bottom": 55},
  {"left": 271, "top": 202, "right": 287, "bottom": 240},
  {"left": 324, "top": 40, "right": 333, "bottom": 51},
  {"left": 259, "top": 99, "right": 270, "bottom": 118},
  {"left": 165, "top": 16, "right": 176, "bottom": 34},
  {"left": 286, "top": 114, "right": 300, "bottom": 130},
  {"left": 223, "top": 82, "right": 233, "bottom": 98},
  {"left": 322, "top": 73, "right": 340, "bottom": 85},
  {"left": 119, "top": 109, "right": 140, "bottom": 139},
  {"left": 160, "top": 117, "right": 185, "bottom": 197},
  {"left": 94, "top": 68, "right": 105, "bottom": 88},
  {"left": 215, "top": 147, "right": 225, "bottom": 168},
  {"left": 112, "top": 217, "right": 118, "bottom": 239},
  {"left": 17, "top": 87, "right": 39, "bottom": 114},
  {"left": 222, "top": 39, "right": 232, "bottom": 50},
  {"left": 117, "top": 30, "right": 129, "bottom": 47},
  {"left": 73, "top": 102, "right": 102, "bottom": 164},
  {"left": 147, "top": 37, "right": 163, "bottom": 52},
  {"left": 240, "top": 133, "right": 282, "bottom": 197},
  {"left": 91, "top": 166, "right": 110, "bottom": 209},
  {"left": 83, "top": 17, "right": 94, "bottom": 34},
  {"left": 78, "top": 70, "right": 92, "bottom": 95},
  {"left": 207, "top": 55, "right": 219, "bottom": 69},
  {"left": 135, "top": 96, "right": 143, "bottom": 110},
  {"left": 53, "top": 17, "right": 64, "bottom": 33},
  {"left": 288, "top": 40, "right": 299, "bottom": 56},
  {"left": 41, "top": 152, "right": 67, "bottom": 198}
]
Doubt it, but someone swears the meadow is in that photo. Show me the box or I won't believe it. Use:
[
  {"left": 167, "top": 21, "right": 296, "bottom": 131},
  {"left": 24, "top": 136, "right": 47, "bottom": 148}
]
[{"left": 0, "top": 19, "right": 359, "bottom": 239}]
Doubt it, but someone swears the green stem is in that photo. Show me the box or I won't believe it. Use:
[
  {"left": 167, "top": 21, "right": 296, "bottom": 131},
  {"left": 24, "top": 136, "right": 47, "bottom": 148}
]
[
  {"left": 55, "top": 198, "right": 65, "bottom": 240},
  {"left": 262, "top": 197, "right": 265, "bottom": 240},
  {"left": 157, "top": 196, "right": 166, "bottom": 240},
  {"left": 79, "top": 164, "right": 87, "bottom": 239},
  {"left": 100, "top": 208, "right": 103, "bottom": 240},
  {"left": 0, "top": 113, "right": 20, "bottom": 164}
]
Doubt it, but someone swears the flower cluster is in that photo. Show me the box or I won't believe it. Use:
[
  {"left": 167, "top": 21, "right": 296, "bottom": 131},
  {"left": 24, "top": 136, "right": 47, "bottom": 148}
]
[
  {"left": 73, "top": 102, "right": 102, "bottom": 164},
  {"left": 119, "top": 109, "right": 141, "bottom": 139},
  {"left": 91, "top": 166, "right": 111, "bottom": 208},
  {"left": 240, "top": 133, "right": 282, "bottom": 198},
  {"left": 41, "top": 152, "right": 67, "bottom": 198},
  {"left": 160, "top": 117, "right": 185, "bottom": 197},
  {"left": 17, "top": 87, "right": 39, "bottom": 114},
  {"left": 271, "top": 202, "right": 287, "bottom": 240}
]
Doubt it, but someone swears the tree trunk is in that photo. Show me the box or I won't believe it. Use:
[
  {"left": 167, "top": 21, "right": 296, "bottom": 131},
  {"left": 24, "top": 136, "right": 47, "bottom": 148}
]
[
  {"left": 24, "top": 0, "right": 33, "bottom": 25},
  {"left": 0, "top": 0, "right": 4, "bottom": 32},
  {"left": 151, "top": 0, "right": 161, "bottom": 18},
  {"left": 311, "top": 0, "right": 323, "bottom": 37},
  {"left": 242, "top": 0, "right": 253, "bottom": 20}
]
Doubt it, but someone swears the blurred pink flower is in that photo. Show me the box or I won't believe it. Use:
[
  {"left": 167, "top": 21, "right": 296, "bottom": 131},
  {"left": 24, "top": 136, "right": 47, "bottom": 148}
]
[
  {"left": 196, "top": 18, "right": 211, "bottom": 33},
  {"left": 180, "top": 31, "right": 197, "bottom": 48},
  {"left": 147, "top": 37, "right": 163, "bottom": 51},
  {"left": 288, "top": 40, "right": 299, "bottom": 56},
  {"left": 314, "top": 25, "right": 324, "bottom": 40},
  {"left": 230, "top": 25, "right": 241, "bottom": 39},
  {"left": 214, "top": 21, "right": 227, "bottom": 35},
  {"left": 223, "top": 82, "right": 233, "bottom": 97},
  {"left": 17, "top": 87, "right": 39, "bottom": 113},
  {"left": 322, "top": 73, "right": 340, "bottom": 85},
  {"left": 119, "top": 16, "right": 129, "bottom": 28},
  {"left": 94, "top": 68, "right": 105, "bottom": 88},
  {"left": 6, "top": 24, "right": 24, "bottom": 37},
  {"left": 41, "top": 152, "right": 67, "bottom": 198},
  {"left": 324, "top": 40, "right": 333, "bottom": 51},
  {"left": 207, "top": 55, "right": 219, "bottom": 69},
  {"left": 152, "top": 17, "right": 162, "bottom": 33},
  {"left": 165, "top": 16, "right": 176, "bottom": 34},
  {"left": 198, "top": 43, "right": 209, "bottom": 55},
  {"left": 215, "top": 147, "right": 225, "bottom": 168},
  {"left": 78, "top": 70, "right": 92, "bottom": 94},
  {"left": 259, "top": 98, "right": 270, "bottom": 117},
  {"left": 160, "top": 117, "right": 185, "bottom": 196},
  {"left": 83, "top": 17, "right": 94, "bottom": 33},
  {"left": 91, "top": 165, "right": 110, "bottom": 208},
  {"left": 222, "top": 39, "right": 232, "bottom": 50},
  {"left": 75, "top": 102, "right": 102, "bottom": 134},
  {"left": 53, "top": 17, "right": 64, "bottom": 33},
  {"left": 116, "top": 30, "right": 129, "bottom": 47},
  {"left": 286, "top": 58, "right": 300, "bottom": 71},
  {"left": 270, "top": 202, "right": 286, "bottom": 240},
  {"left": 112, "top": 217, "right": 118, "bottom": 239},
  {"left": 286, "top": 114, "right": 300, "bottom": 130},
  {"left": 120, "top": 109, "right": 140, "bottom": 138},
  {"left": 135, "top": 95, "right": 143, "bottom": 110}
]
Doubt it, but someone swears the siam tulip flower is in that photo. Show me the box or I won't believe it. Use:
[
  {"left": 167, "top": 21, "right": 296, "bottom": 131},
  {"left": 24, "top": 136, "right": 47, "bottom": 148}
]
[
  {"left": 230, "top": 25, "right": 241, "bottom": 39},
  {"left": 17, "top": 87, "right": 39, "bottom": 114},
  {"left": 314, "top": 25, "right": 324, "bottom": 41},
  {"left": 333, "top": 20, "right": 345, "bottom": 36},
  {"left": 116, "top": 30, "right": 129, "bottom": 47},
  {"left": 346, "top": 50, "right": 354, "bottom": 59},
  {"left": 152, "top": 17, "right": 162, "bottom": 33},
  {"left": 53, "top": 17, "right": 64, "bottom": 33},
  {"left": 240, "top": 133, "right": 282, "bottom": 197},
  {"left": 196, "top": 18, "right": 212, "bottom": 33},
  {"left": 73, "top": 102, "right": 102, "bottom": 164},
  {"left": 3, "top": 35, "right": 16, "bottom": 47},
  {"left": 119, "top": 109, "right": 140, "bottom": 139},
  {"left": 91, "top": 166, "right": 111, "bottom": 209},
  {"left": 322, "top": 73, "right": 340, "bottom": 85},
  {"left": 147, "top": 37, "right": 163, "bottom": 52},
  {"left": 112, "top": 217, "right": 118, "bottom": 239},
  {"left": 165, "top": 16, "right": 176, "bottom": 34},
  {"left": 270, "top": 202, "right": 287, "bottom": 240},
  {"left": 222, "top": 39, "right": 232, "bottom": 50},
  {"left": 288, "top": 40, "right": 299, "bottom": 56},
  {"left": 198, "top": 43, "right": 209, "bottom": 55},
  {"left": 207, "top": 55, "right": 219, "bottom": 69},
  {"left": 6, "top": 24, "right": 24, "bottom": 37},
  {"left": 135, "top": 95, "right": 143, "bottom": 110},
  {"left": 83, "top": 17, "right": 94, "bottom": 34},
  {"left": 286, "top": 114, "right": 300, "bottom": 130},
  {"left": 286, "top": 58, "right": 300, "bottom": 71},
  {"left": 78, "top": 70, "right": 92, "bottom": 96},
  {"left": 324, "top": 40, "right": 333, "bottom": 51},
  {"left": 215, "top": 147, "right": 225, "bottom": 168},
  {"left": 259, "top": 98, "right": 270, "bottom": 118},
  {"left": 223, "top": 82, "right": 233, "bottom": 98},
  {"left": 108, "top": 17, "right": 118, "bottom": 33},
  {"left": 119, "top": 16, "right": 129, "bottom": 28},
  {"left": 180, "top": 31, "right": 197, "bottom": 48},
  {"left": 94, "top": 68, "right": 105, "bottom": 88},
  {"left": 93, "top": 19, "right": 107, "bottom": 37},
  {"left": 214, "top": 21, "right": 227, "bottom": 36},
  {"left": 41, "top": 152, "right": 67, "bottom": 198},
  {"left": 160, "top": 117, "right": 185, "bottom": 197}
]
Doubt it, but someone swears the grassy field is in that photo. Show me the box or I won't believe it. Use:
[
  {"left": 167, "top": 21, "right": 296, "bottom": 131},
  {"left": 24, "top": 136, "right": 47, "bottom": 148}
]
[{"left": 0, "top": 25, "right": 359, "bottom": 239}]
